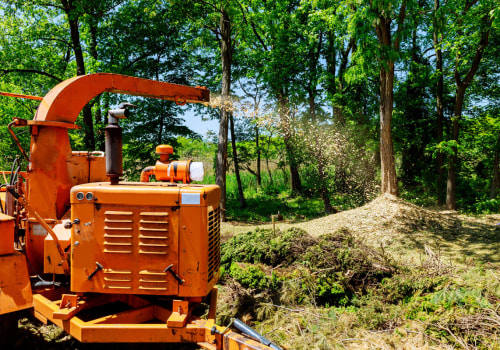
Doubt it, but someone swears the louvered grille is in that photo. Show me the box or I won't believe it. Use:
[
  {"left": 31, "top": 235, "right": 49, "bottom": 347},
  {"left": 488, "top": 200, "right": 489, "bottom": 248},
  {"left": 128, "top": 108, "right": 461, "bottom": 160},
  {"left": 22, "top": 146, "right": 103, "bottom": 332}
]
[
  {"left": 103, "top": 269, "right": 133, "bottom": 290},
  {"left": 139, "top": 212, "right": 169, "bottom": 256},
  {"left": 139, "top": 270, "right": 168, "bottom": 291},
  {"left": 207, "top": 207, "right": 220, "bottom": 282},
  {"left": 103, "top": 211, "right": 134, "bottom": 254},
  {"left": 99, "top": 209, "right": 172, "bottom": 292}
]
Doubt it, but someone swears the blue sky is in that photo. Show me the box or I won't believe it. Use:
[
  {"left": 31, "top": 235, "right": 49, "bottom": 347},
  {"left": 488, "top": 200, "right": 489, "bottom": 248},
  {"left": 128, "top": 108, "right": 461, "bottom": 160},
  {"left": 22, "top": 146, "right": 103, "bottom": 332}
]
[{"left": 184, "top": 110, "right": 219, "bottom": 138}]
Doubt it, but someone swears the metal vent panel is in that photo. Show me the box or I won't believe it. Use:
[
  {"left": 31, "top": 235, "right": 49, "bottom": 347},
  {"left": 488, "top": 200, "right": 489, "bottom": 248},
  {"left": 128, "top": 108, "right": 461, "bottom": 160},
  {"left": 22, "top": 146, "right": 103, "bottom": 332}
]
[
  {"left": 139, "top": 212, "right": 169, "bottom": 256},
  {"left": 103, "top": 269, "right": 133, "bottom": 290},
  {"left": 103, "top": 211, "right": 134, "bottom": 254},
  {"left": 139, "top": 270, "right": 168, "bottom": 291},
  {"left": 207, "top": 207, "right": 220, "bottom": 282}
]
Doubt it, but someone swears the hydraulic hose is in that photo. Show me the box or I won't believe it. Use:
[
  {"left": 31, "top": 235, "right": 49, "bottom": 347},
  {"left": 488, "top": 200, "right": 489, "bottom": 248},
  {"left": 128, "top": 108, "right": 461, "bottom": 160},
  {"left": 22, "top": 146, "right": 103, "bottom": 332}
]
[{"left": 233, "top": 318, "right": 283, "bottom": 350}]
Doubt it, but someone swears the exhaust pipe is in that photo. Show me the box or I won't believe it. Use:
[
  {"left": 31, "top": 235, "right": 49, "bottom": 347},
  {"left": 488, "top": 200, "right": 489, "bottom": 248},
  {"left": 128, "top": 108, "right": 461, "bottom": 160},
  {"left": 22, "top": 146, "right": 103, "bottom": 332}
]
[{"left": 105, "top": 103, "right": 135, "bottom": 185}]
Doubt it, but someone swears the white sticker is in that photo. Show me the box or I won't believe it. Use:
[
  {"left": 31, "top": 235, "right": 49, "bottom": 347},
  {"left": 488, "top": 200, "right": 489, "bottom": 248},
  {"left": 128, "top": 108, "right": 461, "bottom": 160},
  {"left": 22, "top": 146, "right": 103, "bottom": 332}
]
[
  {"left": 182, "top": 193, "right": 200, "bottom": 205},
  {"left": 32, "top": 223, "right": 47, "bottom": 236}
]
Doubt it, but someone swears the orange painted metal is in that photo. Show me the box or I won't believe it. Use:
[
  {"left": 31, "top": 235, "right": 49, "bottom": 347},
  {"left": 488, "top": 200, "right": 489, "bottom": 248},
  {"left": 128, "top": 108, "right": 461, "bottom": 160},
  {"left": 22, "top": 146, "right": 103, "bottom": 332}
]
[
  {"left": 0, "top": 91, "right": 43, "bottom": 100},
  {"left": 0, "top": 252, "right": 33, "bottom": 315},
  {"left": 167, "top": 300, "right": 189, "bottom": 327},
  {"left": 140, "top": 145, "right": 195, "bottom": 183},
  {"left": 0, "top": 214, "right": 15, "bottom": 255},
  {"left": 223, "top": 332, "right": 276, "bottom": 350},
  {"left": 53, "top": 294, "right": 79, "bottom": 320},
  {"left": 43, "top": 220, "right": 71, "bottom": 274},
  {"left": 28, "top": 120, "right": 81, "bottom": 129},
  {"left": 32, "top": 291, "right": 212, "bottom": 345},
  {"left": 156, "top": 144, "right": 174, "bottom": 160},
  {"left": 69, "top": 181, "right": 220, "bottom": 298},
  {"left": 17, "top": 196, "right": 70, "bottom": 275},
  {"left": 155, "top": 160, "right": 193, "bottom": 183},
  {"left": 31, "top": 288, "right": 276, "bottom": 349},
  {"left": 26, "top": 74, "right": 209, "bottom": 273},
  {"left": 35, "top": 73, "right": 209, "bottom": 124}
]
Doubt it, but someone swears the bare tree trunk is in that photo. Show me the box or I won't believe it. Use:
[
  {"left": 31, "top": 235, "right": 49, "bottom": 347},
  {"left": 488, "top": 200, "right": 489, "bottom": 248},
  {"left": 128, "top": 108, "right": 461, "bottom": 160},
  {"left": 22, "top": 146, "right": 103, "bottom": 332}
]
[
  {"left": 265, "top": 133, "right": 273, "bottom": 186},
  {"left": 216, "top": 8, "right": 232, "bottom": 221},
  {"left": 490, "top": 133, "right": 500, "bottom": 199},
  {"left": 256, "top": 126, "right": 261, "bottom": 188},
  {"left": 325, "top": 30, "right": 339, "bottom": 121},
  {"left": 435, "top": 53, "right": 445, "bottom": 204},
  {"left": 61, "top": 0, "right": 95, "bottom": 150},
  {"left": 88, "top": 16, "right": 104, "bottom": 151},
  {"left": 446, "top": 88, "right": 464, "bottom": 210},
  {"left": 373, "top": 4, "right": 405, "bottom": 197},
  {"left": 434, "top": 0, "right": 446, "bottom": 205},
  {"left": 230, "top": 114, "right": 246, "bottom": 208},
  {"left": 379, "top": 63, "right": 398, "bottom": 196}
]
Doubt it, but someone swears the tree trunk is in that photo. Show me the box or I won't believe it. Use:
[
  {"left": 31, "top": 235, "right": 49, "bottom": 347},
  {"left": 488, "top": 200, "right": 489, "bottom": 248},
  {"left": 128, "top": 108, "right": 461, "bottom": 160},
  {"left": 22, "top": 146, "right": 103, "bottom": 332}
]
[
  {"left": 325, "top": 30, "right": 340, "bottom": 121},
  {"left": 230, "top": 114, "right": 246, "bottom": 208},
  {"left": 216, "top": 8, "right": 232, "bottom": 221},
  {"left": 375, "top": 9, "right": 401, "bottom": 197},
  {"left": 265, "top": 133, "right": 273, "bottom": 185},
  {"left": 61, "top": 0, "right": 95, "bottom": 150},
  {"left": 88, "top": 16, "right": 104, "bottom": 150},
  {"left": 490, "top": 132, "right": 500, "bottom": 199},
  {"left": 446, "top": 87, "right": 465, "bottom": 210},
  {"left": 277, "top": 93, "right": 302, "bottom": 195},
  {"left": 379, "top": 64, "right": 399, "bottom": 196},
  {"left": 446, "top": 15, "right": 491, "bottom": 210},
  {"left": 256, "top": 126, "right": 261, "bottom": 188},
  {"left": 434, "top": 0, "right": 445, "bottom": 205},
  {"left": 435, "top": 50, "right": 445, "bottom": 205}
]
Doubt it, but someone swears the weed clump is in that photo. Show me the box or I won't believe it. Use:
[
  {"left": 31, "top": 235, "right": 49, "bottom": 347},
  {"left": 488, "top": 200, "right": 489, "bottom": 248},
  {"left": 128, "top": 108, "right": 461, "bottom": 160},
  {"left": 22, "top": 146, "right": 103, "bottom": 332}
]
[
  {"left": 220, "top": 227, "right": 399, "bottom": 312},
  {"left": 220, "top": 228, "right": 316, "bottom": 268}
]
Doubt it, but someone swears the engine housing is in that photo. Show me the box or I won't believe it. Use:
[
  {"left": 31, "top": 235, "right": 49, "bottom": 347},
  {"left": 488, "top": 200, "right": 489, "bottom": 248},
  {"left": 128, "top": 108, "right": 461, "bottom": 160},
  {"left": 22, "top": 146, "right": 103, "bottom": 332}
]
[{"left": 70, "top": 182, "right": 220, "bottom": 298}]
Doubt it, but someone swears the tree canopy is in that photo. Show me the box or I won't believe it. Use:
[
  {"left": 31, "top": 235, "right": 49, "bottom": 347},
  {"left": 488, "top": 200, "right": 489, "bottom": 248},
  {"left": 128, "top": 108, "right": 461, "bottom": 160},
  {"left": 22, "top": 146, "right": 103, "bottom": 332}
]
[{"left": 1, "top": 0, "right": 499, "bottom": 212}]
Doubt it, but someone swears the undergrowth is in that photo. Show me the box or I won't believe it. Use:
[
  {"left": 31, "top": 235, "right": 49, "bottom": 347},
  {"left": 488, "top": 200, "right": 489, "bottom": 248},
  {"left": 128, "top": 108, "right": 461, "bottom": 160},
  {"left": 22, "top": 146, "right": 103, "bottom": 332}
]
[{"left": 216, "top": 227, "right": 500, "bottom": 349}]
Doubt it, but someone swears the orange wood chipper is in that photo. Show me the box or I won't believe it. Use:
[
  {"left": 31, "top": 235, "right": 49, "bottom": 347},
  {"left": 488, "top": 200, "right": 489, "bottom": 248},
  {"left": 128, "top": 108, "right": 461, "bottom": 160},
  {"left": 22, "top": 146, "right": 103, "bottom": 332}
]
[{"left": 0, "top": 73, "right": 281, "bottom": 350}]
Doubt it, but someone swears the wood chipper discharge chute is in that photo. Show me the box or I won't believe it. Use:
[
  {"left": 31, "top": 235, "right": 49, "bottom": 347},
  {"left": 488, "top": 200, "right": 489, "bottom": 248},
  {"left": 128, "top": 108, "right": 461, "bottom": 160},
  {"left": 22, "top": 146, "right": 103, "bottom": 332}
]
[{"left": 0, "top": 73, "right": 282, "bottom": 350}]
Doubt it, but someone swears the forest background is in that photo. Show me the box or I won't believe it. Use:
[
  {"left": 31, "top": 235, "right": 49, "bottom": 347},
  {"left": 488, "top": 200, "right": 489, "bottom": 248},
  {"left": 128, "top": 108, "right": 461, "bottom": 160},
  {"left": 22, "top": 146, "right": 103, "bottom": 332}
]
[{"left": 0, "top": 0, "right": 499, "bottom": 220}]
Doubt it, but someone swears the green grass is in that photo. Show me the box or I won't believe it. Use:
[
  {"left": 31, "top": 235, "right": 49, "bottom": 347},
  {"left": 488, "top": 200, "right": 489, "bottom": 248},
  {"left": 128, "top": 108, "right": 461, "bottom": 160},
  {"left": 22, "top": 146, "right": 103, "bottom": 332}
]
[{"left": 202, "top": 169, "right": 370, "bottom": 222}]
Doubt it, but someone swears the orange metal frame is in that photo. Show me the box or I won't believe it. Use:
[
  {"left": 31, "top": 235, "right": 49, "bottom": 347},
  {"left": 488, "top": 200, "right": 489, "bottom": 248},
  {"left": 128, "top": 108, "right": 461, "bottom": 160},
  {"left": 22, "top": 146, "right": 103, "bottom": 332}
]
[{"left": 32, "top": 287, "right": 271, "bottom": 350}]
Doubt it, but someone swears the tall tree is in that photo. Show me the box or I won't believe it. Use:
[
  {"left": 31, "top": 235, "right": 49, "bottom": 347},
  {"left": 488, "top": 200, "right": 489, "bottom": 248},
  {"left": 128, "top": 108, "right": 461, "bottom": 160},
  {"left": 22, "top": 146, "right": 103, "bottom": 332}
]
[
  {"left": 238, "top": 0, "right": 303, "bottom": 195},
  {"left": 433, "top": 0, "right": 446, "bottom": 205},
  {"left": 342, "top": 0, "right": 410, "bottom": 196},
  {"left": 229, "top": 113, "right": 246, "bottom": 208},
  {"left": 0, "top": 0, "right": 124, "bottom": 150},
  {"left": 372, "top": 0, "right": 407, "bottom": 196},
  {"left": 393, "top": 8, "right": 434, "bottom": 191},
  {"left": 444, "top": 0, "right": 494, "bottom": 210},
  {"left": 172, "top": 0, "right": 239, "bottom": 221},
  {"left": 239, "top": 79, "right": 264, "bottom": 188},
  {"left": 59, "top": 0, "right": 96, "bottom": 149},
  {"left": 99, "top": 0, "right": 201, "bottom": 171},
  {"left": 296, "top": 2, "right": 335, "bottom": 213}
]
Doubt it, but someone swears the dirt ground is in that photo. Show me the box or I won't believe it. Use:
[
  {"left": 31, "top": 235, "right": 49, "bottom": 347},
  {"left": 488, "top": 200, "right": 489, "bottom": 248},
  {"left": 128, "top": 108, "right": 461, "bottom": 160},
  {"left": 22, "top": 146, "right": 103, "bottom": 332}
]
[{"left": 221, "top": 194, "right": 500, "bottom": 267}]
